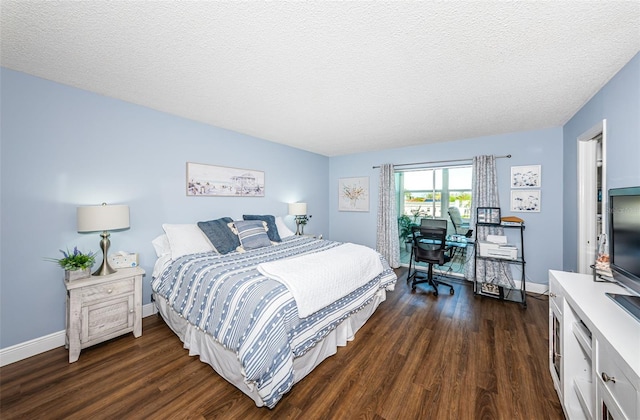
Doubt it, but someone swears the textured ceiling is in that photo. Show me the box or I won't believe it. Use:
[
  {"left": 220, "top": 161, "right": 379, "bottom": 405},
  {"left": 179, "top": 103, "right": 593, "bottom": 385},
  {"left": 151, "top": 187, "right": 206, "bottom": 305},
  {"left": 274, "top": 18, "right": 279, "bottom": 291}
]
[{"left": 2, "top": 1, "right": 639, "bottom": 157}]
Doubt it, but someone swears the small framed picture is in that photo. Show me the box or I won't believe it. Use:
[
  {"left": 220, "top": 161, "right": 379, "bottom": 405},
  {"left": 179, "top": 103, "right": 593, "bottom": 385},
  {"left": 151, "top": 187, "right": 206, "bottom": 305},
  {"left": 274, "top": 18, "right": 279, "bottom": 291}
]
[
  {"left": 511, "top": 165, "right": 541, "bottom": 188},
  {"left": 338, "top": 177, "right": 369, "bottom": 212},
  {"left": 477, "top": 207, "right": 501, "bottom": 224},
  {"left": 511, "top": 190, "right": 541, "bottom": 212}
]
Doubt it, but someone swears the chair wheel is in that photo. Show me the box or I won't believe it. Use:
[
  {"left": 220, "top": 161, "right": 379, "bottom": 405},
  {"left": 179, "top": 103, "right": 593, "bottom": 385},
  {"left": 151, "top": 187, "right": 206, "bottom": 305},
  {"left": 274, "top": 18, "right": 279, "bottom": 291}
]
[
  {"left": 433, "top": 291, "right": 438, "bottom": 297},
  {"left": 450, "top": 289, "right": 455, "bottom": 295}
]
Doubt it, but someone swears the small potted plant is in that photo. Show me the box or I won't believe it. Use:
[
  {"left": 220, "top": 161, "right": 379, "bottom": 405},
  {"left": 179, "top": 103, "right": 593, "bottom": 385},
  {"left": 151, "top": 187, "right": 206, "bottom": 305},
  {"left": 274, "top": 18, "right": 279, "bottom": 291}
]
[
  {"left": 398, "top": 215, "right": 415, "bottom": 251},
  {"left": 47, "top": 247, "right": 96, "bottom": 281}
]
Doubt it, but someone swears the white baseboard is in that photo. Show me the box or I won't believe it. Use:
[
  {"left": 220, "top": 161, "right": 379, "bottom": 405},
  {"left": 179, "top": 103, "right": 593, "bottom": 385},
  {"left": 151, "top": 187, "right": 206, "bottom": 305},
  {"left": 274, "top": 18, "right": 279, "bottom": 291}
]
[{"left": 0, "top": 303, "right": 157, "bottom": 367}]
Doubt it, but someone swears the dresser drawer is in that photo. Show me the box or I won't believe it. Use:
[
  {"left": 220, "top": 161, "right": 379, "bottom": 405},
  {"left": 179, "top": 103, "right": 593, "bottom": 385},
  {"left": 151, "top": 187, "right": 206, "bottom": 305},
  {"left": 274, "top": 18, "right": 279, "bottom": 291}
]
[
  {"left": 81, "top": 278, "right": 134, "bottom": 302},
  {"left": 548, "top": 275, "right": 564, "bottom": 316},
  {"left": 597, "top": 340, "right": 638, "bottom": 420}
]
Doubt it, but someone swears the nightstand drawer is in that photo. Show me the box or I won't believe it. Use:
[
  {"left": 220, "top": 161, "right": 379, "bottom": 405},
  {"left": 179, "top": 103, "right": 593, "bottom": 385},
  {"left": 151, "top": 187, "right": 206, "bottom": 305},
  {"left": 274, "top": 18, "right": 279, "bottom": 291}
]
[{"left": 81, "top": 278, "right": 134, "bottom": 302}]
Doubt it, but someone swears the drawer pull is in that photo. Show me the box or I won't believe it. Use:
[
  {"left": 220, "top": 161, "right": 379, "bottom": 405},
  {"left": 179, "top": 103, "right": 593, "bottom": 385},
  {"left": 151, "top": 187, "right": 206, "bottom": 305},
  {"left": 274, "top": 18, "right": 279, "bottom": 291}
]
[
  {"left": 601, "top": 372, "right": 616, "bottom": 383},
  {"left": 107, "top": 289, "right": 113, "bottom": 294},
  {"left": 549, "top": 292, "right": 557, "bottom": 298}
]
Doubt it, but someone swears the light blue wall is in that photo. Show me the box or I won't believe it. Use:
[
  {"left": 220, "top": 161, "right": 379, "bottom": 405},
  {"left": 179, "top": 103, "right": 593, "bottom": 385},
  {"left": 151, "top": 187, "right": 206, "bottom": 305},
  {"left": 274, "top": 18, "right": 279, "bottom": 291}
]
[
  {"left": 329, "top": 127, "right": 565, "bottom": 287},
  {"left": 0, "top": 68, "right": 329, "bottom": 348},
  {"left": 562, "top": 53, "right": 640, "bottom": 272}
]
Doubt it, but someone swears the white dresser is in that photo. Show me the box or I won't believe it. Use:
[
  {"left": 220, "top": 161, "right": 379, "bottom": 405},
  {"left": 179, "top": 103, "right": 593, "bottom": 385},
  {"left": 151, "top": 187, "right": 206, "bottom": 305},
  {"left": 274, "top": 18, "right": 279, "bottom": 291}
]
[
  {"left": 65, "top": 267, "right": 144, "bottom": 363},
  {"left": 549, "top": 270, "right": 640, "bottom": 419}
]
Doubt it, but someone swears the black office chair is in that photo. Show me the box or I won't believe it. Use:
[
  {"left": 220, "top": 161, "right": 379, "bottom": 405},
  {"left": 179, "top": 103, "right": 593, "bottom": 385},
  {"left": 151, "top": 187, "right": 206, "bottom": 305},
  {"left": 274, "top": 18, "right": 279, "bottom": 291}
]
[
  {"left": 448, "top": 207, "right": 473, "bottom": 238},
  {"left": 407, "top": 225, "right": 454, "bottom": 296}
]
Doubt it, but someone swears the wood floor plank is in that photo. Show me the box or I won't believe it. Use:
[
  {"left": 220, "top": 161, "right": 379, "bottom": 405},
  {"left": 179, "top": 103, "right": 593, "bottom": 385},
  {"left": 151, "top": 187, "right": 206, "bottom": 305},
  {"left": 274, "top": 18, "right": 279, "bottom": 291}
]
[{"left": 0, "top": 269, "right": 564, "bottom": 419}]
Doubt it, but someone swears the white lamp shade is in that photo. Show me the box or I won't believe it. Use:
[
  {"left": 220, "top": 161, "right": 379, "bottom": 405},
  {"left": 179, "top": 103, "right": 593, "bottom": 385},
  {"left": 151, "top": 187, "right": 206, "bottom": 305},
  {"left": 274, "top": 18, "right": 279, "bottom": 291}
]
[
  {"left": 288, "top": 202, "right": 307, "bottom": 216},
  {"left": 77, "top": 204, "right": 130, "bottom": 232}
]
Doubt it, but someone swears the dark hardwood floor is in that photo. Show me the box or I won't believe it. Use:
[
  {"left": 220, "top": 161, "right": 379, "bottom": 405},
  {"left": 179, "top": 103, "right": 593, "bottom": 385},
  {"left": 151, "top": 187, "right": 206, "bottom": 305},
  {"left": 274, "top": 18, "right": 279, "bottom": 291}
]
[{"left": 1, "top": 269, "right": 564, "bottom": 419}]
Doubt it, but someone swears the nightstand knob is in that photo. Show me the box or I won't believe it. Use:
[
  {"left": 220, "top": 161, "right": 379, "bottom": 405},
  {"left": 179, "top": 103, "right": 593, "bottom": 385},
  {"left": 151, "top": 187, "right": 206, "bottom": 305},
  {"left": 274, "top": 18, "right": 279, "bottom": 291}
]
[
  {"left": 107, "top": 289, "right": 113, "bottom": 294},
  {"left": 601, "top": 372, "right": 616, "bottom": 383}
]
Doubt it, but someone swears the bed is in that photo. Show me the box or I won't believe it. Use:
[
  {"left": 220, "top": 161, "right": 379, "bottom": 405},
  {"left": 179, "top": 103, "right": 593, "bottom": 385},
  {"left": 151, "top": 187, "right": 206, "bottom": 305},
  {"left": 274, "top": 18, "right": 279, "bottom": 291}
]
[{"left": 151, "top": 218, "right": 397, "bottom": 408}]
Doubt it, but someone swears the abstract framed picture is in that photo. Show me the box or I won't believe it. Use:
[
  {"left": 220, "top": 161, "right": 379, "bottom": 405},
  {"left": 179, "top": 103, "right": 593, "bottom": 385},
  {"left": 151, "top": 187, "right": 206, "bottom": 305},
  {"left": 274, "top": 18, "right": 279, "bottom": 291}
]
[
  {"left": 186, "top": 162, "right": 264, "bottom": 197},
  {"left": 511, "top": 190, "right": 541, "bottom": 212},
  {"left": 511, "top": 165, "right": 541, "bottom": 188},
  {"left": 338, "top": 177, "right": 369, "bottom": 212}
]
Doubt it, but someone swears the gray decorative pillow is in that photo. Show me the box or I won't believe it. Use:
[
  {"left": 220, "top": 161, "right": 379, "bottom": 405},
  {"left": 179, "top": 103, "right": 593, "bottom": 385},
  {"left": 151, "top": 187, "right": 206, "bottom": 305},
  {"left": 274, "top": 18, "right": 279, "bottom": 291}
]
[
  {"left": 197, "top": 217, "right": 240, "bottom": 254},
  {"left": 243, "top": 214, "right": 282, "bottom": 242},
  {"left": 228, "top": 220, "right": 272, "bottom": 251}
]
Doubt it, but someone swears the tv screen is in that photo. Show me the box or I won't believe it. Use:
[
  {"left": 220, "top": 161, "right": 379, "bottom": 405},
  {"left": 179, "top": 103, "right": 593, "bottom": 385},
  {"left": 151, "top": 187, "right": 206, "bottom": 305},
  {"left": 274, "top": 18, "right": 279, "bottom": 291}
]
[{"left": 609, "top": 187, "right": 640, "bottom": 303}]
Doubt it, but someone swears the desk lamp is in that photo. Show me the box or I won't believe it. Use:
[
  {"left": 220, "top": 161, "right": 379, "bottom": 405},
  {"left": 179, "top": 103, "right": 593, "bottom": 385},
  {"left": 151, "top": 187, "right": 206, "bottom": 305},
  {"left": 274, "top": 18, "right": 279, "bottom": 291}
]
[{"left": 77, "top": 203, "right": 130, "bottom": 276}]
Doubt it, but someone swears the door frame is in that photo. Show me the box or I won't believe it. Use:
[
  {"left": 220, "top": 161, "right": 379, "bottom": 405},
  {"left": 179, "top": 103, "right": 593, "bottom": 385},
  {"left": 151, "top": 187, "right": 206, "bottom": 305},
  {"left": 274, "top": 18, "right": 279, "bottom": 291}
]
[{"left": 577, "top": 120, "right": 606, "bottom": 274}]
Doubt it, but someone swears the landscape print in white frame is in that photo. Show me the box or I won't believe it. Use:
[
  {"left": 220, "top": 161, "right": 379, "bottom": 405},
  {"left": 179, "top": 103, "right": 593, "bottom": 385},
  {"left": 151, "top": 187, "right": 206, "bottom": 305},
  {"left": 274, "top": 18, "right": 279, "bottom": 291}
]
[
  {"left": 187, "top": 162, "right": 265, "bottom": 196},
  {"left": 511, "top": 165, "right": 541, "bottom": 188},
  {"left": 511, "top": 190, "right": 541, "bottom": 212},
  {"left": 339, "top": 177, "right": 369, "bottom": 212}
]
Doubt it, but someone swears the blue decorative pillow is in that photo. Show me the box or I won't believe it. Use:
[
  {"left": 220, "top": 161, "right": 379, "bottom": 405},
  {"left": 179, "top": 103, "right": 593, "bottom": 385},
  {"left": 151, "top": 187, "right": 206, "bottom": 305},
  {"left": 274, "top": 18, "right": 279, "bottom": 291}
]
[
  {"left": 243, "top": 214, "right": 282, "bottom": 242},
  {"left": 197, "top": 217, "right": 240, "bottom": 254},
  {"left": 229, "top": 220, "right": 272, "bottom": 251}
]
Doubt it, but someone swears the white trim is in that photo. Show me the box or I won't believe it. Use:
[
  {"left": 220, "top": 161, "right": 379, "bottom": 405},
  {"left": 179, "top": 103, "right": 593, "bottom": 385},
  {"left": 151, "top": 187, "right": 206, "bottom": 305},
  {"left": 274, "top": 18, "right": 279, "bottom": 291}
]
[
  {"left": 577, "top": 120, "right": 606, "bottom": 274},
  {"left": 0, "top": 302, "right": 157, "bottom": 367},
  {"left": 0, "top": 330, "right": 66, "bottom": 367}
]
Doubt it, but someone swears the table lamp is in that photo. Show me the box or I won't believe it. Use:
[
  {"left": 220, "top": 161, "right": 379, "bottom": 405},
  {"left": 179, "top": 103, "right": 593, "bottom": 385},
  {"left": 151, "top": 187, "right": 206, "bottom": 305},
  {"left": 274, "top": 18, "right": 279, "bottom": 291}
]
[
  {"left": 77, "top": 203, "right": 130, "bottom": 276},
  {"left": 288, "top": 202, "right": 308, "bottom": 235}
]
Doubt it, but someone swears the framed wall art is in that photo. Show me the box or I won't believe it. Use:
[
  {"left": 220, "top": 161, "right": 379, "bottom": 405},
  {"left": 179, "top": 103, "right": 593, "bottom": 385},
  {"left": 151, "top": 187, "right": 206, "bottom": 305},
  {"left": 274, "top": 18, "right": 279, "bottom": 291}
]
[
  {"left": 511, "top": 190, "right": 541, "bottom": 212},
  {"left": 511, "top": 165, "right": 541, "bottom": 188},
  {"left": 186, "top": 162, "right": 265, "bottom": 197},
  {"left": 338, "top": 177, "right": 369, "bottom": 212}
]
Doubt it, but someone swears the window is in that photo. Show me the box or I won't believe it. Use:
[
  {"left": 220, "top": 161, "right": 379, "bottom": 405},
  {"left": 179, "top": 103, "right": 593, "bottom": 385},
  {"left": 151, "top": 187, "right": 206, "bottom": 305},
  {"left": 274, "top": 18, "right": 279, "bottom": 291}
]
[
  {"left": 397, "top": 166, "right": 472, "bottom": 223},
  {"left": 396, "top": 165, "right": 473, "bottom": 268}
]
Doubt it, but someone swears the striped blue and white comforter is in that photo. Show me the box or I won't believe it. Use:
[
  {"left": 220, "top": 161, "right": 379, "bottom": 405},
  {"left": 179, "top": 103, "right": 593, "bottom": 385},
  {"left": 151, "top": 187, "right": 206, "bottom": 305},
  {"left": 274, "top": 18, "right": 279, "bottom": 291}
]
[{"left": 151, "top": 236, "right": 397, "bottom": 408}]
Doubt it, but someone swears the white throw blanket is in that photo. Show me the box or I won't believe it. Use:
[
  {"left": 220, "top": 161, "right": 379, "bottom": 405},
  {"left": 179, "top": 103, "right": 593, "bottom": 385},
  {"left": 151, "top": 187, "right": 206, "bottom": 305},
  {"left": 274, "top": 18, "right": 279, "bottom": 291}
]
[{"left": 257, "top": 243, "right": 385, "bottom": 317}]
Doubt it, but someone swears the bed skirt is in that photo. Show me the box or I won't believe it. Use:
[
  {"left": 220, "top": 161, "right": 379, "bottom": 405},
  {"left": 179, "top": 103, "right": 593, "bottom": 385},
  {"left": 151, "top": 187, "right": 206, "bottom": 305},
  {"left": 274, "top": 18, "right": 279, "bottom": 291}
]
[{"left": 153, "top": 288, "right": 388, "bottom": 407}]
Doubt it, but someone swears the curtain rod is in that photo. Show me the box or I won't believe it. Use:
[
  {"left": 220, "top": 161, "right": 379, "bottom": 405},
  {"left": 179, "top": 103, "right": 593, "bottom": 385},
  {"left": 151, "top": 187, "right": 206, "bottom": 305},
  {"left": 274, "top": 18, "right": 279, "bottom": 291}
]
[{"left": 372, "top": 154, "right": 511, "bottom": 169}]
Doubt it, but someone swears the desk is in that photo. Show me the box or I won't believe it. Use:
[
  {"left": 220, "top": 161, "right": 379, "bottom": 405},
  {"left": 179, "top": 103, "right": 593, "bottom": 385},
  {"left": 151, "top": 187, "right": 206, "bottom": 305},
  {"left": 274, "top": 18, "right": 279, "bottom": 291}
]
[{"left": 417, "top": 235, "right": 468, "bottom": 250}]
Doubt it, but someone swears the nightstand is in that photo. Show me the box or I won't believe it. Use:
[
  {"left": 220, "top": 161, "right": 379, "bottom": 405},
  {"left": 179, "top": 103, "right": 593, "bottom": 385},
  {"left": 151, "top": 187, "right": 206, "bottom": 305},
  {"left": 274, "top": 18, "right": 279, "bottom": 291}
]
[{"left": 64, "top": 267, "right": 144, "bottom": 363}]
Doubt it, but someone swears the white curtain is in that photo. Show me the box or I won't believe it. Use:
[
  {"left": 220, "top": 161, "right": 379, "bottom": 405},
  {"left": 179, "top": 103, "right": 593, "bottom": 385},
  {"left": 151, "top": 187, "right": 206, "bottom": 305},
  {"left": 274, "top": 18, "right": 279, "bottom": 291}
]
[
  {"left": 464, "top": 155, "right": 515, "bottom": 287},
  {"left": 376, "top": 164, "right": 400, "bottom": 268}
]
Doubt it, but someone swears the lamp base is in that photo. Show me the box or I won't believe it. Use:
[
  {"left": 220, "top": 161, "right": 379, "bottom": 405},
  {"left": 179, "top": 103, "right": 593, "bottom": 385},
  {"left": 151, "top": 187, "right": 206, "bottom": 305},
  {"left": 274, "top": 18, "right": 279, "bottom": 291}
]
[
  {"left": 294, "top": 217, "right": 305, "bottom": 235},
  {"left": 92, "top": 231, "right": 117, "bottom": 276}
]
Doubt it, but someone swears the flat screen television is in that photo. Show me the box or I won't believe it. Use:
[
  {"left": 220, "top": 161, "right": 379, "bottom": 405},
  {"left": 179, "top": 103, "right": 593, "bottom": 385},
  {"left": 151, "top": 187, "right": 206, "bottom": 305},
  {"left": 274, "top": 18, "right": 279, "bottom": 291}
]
[{"left": 607, "top": 186, "right": 640, "bottom": 321}]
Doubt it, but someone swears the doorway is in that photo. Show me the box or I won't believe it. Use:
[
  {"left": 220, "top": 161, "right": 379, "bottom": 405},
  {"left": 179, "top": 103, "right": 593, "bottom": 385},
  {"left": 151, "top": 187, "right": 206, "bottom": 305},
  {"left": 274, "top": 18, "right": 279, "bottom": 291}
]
[{"left": 577, "top": 120, "right": 606, "bottom": 274}]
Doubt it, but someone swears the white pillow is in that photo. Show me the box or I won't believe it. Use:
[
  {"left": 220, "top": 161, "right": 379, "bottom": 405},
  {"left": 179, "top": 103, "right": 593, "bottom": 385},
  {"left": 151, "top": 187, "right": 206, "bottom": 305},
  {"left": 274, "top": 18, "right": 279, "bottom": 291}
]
[
  {"left": 151, "top": 234, "right": 171, "bottom": 257},
  {"left": 162, "top": 224, "right": 215, "bottom": 260},
  {"left": 275, "top": 216, "right": 295, "bottom": 238}
]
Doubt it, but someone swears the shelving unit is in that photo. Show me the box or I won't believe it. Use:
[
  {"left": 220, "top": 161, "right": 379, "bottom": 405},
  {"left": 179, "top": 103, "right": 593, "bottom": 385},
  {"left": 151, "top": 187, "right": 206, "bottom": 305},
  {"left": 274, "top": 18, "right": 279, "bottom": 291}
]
[{"left": 473, "top": 207, "right": 526, "bottom": 307}]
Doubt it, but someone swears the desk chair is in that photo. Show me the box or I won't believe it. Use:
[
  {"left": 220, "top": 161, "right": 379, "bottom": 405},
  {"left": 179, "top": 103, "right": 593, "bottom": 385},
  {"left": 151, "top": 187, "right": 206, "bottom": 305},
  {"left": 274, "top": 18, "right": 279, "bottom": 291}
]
[
  {"left": 448, "top": 207, "right": 473, "bottom": 238},
  {"left": 407, "top": 225, "right": 454, "bottom": 296},
  {"left": 420, "top": 218, "right": 448, "bottom": 230}
]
